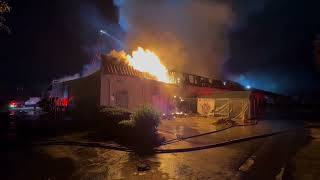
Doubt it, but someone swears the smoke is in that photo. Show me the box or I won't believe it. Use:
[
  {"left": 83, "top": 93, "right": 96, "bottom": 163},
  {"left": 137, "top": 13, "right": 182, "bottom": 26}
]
[
  {"left": 55, "top": 62, "right": 100, "bottom": 82},
  {"left": 229, "top": 0, "right": 271, "bottom": 32},
  {"left": 76, "top": 1, "right": 124, "bottom": 78},
  {"left": 55, "top": 73, "right": 80, "bottom": 83},
  {"left": 224, "top": 0, "right": 320, "bottom": 95},
  {"left": 113, "top": 0, "right": 233, "bottom": 78},
  {"left": 226, "top": 65, "right": 318, "bottom": 95},
  {"left": 82, "top": 61, "right": 101, "bottom": 77}
]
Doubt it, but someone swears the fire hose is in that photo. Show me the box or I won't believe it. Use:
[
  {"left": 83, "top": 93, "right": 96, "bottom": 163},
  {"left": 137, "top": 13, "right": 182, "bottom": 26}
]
[
  {"left": 161, "top": 120, "right": 258, "bottom": 145},
  {"left": 27, "top": 122, "right": 319, "bottom": 154}
]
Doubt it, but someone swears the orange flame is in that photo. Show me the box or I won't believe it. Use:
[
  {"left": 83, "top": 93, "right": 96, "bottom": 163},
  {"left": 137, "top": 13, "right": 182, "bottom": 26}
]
[{"left": 125, "top": 47, "right": 170, "bottom": 83}]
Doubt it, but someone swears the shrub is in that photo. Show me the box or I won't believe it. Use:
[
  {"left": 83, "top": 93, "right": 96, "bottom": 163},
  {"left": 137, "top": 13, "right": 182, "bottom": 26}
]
[
  {"left": 117, "top": 105, "right": 160, "bottom": 134},
  {"left": 99, "top": 106, "right": 131, "bottom": 124},
  {"left": 131, "top": 105, "right": 160, "bottom": 134},
  {"left": 99, "top": 105, "right": 161, "bottom": 149},
  {"left": 118, "top": 119, "right": 135, "bottom": 128}
]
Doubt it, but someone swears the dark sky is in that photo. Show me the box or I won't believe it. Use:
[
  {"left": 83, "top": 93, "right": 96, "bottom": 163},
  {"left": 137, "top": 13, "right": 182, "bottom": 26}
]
[
  {"left": 0, "top": 0, "right": 117, "bottom": 98},
  {"left": 226, "top": 0, "right": 320, "bottom": 95},
  {"left": 1, "top": 0, "right": 320, "bottom": 98}
]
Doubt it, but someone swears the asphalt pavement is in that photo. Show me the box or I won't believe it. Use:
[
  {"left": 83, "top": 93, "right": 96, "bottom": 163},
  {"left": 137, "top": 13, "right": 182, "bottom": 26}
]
[
  {"left": 1, "top": 105, "right": 319, "bottom": 179},
  {"left": 1, "top": 116, "right": 316, "bottom": 179}
]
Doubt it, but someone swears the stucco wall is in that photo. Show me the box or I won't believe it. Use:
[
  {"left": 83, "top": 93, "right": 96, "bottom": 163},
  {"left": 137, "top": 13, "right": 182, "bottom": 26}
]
[{"left": 100, "top": 74, "right": 179, "bottom": 112}]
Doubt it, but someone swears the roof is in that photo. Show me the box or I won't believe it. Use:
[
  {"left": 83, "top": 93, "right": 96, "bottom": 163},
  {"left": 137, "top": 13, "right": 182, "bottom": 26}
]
[{"left": 101, "top": 59, "right": 157, "bottom": 80}]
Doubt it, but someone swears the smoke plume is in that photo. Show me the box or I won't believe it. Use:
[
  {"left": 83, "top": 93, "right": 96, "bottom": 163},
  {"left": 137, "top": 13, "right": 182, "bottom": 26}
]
[
  {"left": 55, "top": 73, "right": 80, "bottom": 83},
  {"left": 113, "top": 0, "right": 233, "bottom": 78}
]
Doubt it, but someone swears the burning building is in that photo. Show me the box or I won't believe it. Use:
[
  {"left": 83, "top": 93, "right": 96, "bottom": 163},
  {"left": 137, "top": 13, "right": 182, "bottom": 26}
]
[{"left": 48, "top": 47, "right": 266, "bottom": 121}]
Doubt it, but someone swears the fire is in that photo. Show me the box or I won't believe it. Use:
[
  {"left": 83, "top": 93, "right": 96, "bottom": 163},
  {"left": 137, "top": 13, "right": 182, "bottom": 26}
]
[
  {"left": 126, "top": 47, "right": 169, "bottom": 83},
  {"left": 114, "top": 47, "right": 169, "bottom": 83}
]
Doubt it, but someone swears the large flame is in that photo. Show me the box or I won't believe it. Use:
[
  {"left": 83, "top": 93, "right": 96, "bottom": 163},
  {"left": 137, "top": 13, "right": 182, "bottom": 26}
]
[{"left": 125, "top": 47, "right": 170, "bottom": 83}]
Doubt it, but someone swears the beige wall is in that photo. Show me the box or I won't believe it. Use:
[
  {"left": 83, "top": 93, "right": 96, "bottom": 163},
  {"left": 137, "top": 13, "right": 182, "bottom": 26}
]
[
  {"left": 100, "top": 74, "right": 179, "bottom": 112},
  {"left": 100, "top": 74, "right": 232, "bottom": 113}
]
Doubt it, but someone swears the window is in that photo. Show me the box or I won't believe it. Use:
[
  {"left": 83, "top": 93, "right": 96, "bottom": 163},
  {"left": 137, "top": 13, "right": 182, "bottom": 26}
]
[
  {"left": 189, "top": 75, "right": 194, "bottom": 84},
  {"left": 115, "top": 91, "right": 128, "bottom": 108}
]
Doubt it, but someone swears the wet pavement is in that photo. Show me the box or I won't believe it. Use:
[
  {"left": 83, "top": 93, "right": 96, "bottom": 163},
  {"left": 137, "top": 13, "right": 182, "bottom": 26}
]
[
  {"left": 1, "top": 130, "right": 308, "bottom": 179},
  {"left": 158, "top": 117, "right": 301, "bottom": 150},
  {"left": 1, "top": 117, "right": 314, "bottom": 179},
  {"left": 284, "top": 128, "right": 320, "bottom": 179},
  {"left": 158, "top": 117, "right": 223, "bottom": 139},
  {"left": 0, "top": 111, "right": 318, "bottom": 179},
  {"left": 1, "top": 139, "right": 259, "bottom": 179}
]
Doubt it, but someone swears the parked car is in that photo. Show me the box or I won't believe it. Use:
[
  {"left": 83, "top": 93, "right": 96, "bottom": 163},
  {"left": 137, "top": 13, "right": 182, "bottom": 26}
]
[{"left": 24, "top": 97, "right": 41, "bottom": 107}]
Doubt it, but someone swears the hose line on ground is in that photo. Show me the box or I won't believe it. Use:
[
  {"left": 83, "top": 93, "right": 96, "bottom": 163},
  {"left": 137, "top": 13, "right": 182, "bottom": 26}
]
[
  {"left": 161, "top": 120, "right": 258, "bottom": 145},
  {"left": 27, "top": 123, "right": 318, "bottom": 154}
]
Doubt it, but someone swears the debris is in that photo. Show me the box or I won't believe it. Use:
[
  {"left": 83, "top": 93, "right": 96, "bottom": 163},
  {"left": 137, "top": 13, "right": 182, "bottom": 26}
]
[{"left": 239, "top": 156, "right": 255, "bottom": 172}]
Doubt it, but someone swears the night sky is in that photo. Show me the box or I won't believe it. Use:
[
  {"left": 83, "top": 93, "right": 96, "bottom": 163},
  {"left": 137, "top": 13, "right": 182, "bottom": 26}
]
[
  {"left": 1, "top": 0, "right": 320, "bottom": 99},
  {"left": 0, "top": 0, "right": 117, "bottom": 98},
  {"left": 226, "top": 0, "right": 320, "bottom": 95}
]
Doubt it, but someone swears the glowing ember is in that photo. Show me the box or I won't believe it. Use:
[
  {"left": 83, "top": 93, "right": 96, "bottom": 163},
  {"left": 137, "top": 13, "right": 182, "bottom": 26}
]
[{"left": 125, "top": 47, "right": 170, "bottom": 83}]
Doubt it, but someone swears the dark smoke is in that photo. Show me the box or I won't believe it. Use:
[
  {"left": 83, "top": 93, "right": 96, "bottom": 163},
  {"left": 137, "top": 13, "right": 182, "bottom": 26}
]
[
  {"left": 55, "top": 0, "right": 122, "bottom": 80},
  {"left": 113, "top": 0, "right": 233, "bottom": 78},
  {"left": 77, "top": 1, "right": 123, "bottom": 77},
  {"left": 225, "top": 0, "right": 320, "bottom": 94}
]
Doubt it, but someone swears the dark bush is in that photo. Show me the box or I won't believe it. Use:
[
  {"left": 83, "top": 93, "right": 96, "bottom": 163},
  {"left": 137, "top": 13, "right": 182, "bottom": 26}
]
[
  {"left": 131, "top": 105, "right": 160, "bottom": 134},
  {"left": 117, "top": 105, "right": 161, "bottom": 150},
  {"left": 98, "top": 105, "right": 161, "bottom": 150},
  {"left": 99, "top": 106, "right": 131, "bottom": 125},
  {"left": 118, "top": 119, "right": 135, "bottom": 128},
  {"left": 117, "top": 105, "right": 161, "bottom": 133}
]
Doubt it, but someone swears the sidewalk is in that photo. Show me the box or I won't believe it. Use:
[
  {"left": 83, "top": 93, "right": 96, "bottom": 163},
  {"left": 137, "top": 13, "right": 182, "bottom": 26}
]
[
  {"left": 158, "top": 116, "right": 228, "bottom": 141},
  {"left": 157, "top": 119, "right": 301, "bottom": 150}
]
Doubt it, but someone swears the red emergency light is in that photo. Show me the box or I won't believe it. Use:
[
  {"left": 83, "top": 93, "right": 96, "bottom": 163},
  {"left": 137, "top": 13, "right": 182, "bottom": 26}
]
[
  {"left": 9, "top": 101, "right": 17, "bottom": 108},
  {"left": 54, "top": 98, "right": 69, "bottom": 107}
]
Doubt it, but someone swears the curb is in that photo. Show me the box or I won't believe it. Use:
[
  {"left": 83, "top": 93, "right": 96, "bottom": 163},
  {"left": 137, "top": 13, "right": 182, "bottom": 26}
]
[{"left": 32, "top": 140, "right": 133, "bottom": 152}]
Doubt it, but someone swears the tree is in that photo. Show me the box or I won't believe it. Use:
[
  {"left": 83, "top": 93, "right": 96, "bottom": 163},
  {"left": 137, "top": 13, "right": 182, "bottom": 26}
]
[{"left": 0, "top": 1, "right": 11, "bottom": 34}]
